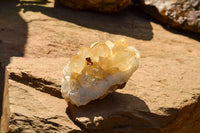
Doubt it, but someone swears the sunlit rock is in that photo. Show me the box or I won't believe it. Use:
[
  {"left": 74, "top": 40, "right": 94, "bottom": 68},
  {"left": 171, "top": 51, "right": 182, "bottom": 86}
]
[{"left": 61, "top": 38, "right": 140, "bottom": 106}]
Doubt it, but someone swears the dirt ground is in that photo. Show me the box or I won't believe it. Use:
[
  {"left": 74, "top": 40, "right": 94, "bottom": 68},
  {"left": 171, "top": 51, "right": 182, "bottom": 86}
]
[{"left": 0, "top": 0, "right": 200, "bottom": 131}]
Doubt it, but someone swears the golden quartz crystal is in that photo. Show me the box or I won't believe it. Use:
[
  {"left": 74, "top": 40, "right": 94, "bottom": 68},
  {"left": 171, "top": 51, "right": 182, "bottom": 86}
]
[{"left": 61, "top": 38, "right": 140, "bottom": 106}]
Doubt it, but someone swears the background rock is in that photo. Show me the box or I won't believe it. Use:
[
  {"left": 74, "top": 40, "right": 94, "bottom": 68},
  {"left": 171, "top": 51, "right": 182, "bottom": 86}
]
[
  {"left": 55, "top": 0, "right": 131, "bottom": 13},
  {"left": 135, "top": 0, "right": 200, "bottom": 33}
]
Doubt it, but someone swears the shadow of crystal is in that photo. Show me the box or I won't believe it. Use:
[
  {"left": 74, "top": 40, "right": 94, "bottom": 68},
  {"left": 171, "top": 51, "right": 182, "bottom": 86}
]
[{"left": 66, "top": 92, "right": 167, "bottom": 132}]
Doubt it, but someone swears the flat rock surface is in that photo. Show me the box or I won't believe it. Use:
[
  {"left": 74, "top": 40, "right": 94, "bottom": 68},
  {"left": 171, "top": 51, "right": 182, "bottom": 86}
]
[
  {"left": 7, "top": 55, "right": 200, "bottom": 132},
  {"left": 1, "top": 0, "right": 200, "bottom": 132}
]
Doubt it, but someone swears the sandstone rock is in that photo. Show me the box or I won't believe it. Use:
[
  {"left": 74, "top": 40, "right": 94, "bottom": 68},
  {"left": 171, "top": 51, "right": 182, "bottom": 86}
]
[
  {"left": 2, "top": 53, "right": 200, "bottom": 132},
  {"left": 136, "top": 0, "right": 200, "bottom": 33},
  {"left": 67, "top": 56, "right": 200, "bottom": 132},
  {"left": 55, "top": 0, "right": 131, "bottom": 13},
  {"left": 5, "top": 80, "right": 81, "bottom": 132},
  {"left": 7, "top": 57, "right": 67, "bottom": 98},
  {"left": 1, "top": 58, "right": 81, "bottom": 132}
]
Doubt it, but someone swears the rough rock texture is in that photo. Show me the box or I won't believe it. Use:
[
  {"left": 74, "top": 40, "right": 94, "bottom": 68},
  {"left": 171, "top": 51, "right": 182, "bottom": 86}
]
[
  {"left": 55, "top": 0, "right": 131, "bottom": 13},
  {"left": 4, "top": 56, "right": 200, "bottom": 132},
  {"left": 1, "top": 58, "right": 81, "bottom": 133},
  {"left": 136, "top": 0, "right": 200, "bottom": 33},
  {"left": 67, "top": 56, "right": 200, "bottom": 132},
  {"left": 5, "top": 80, "right": 80, "bottom": 133}
]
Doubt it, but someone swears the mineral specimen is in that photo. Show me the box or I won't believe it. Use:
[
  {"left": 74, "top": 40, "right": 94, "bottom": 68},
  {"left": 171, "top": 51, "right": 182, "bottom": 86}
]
[
  {"left": 61, "top": 38, "right": 140, "bottom": 106},
  {"left": 136, "top": 0, "right": 200, "bottom": 33}
]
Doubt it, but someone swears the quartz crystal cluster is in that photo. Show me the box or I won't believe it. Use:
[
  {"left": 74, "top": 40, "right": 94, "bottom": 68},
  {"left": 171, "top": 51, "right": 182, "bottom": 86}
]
[{"left": 61, "top": 38, "right": 140, "bottom": 106}]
